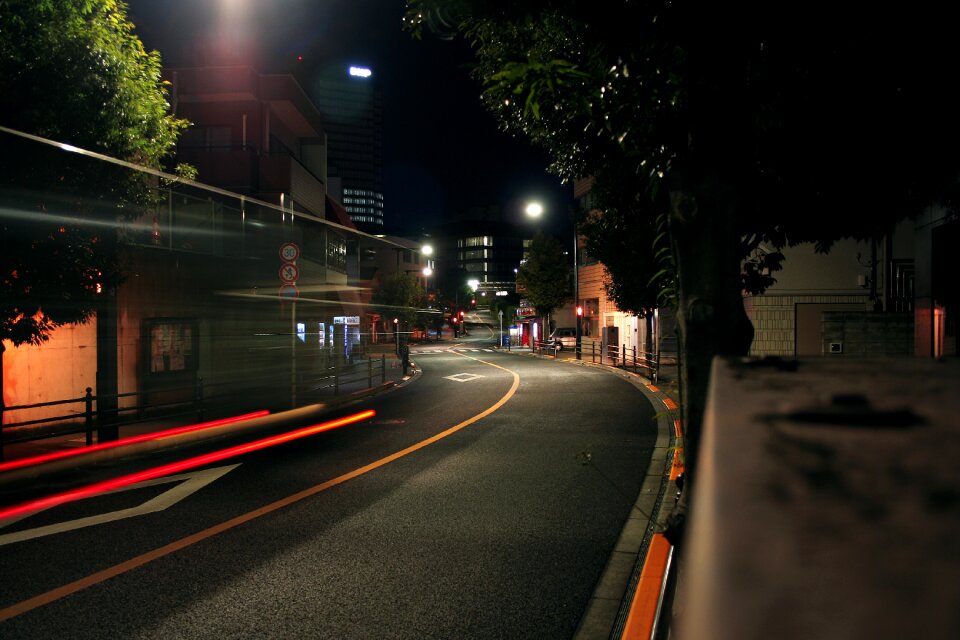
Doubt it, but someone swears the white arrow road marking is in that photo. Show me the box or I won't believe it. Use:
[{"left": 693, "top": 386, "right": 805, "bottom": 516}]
[
  {"left": 0, "top": 464, "right": 241, "bottom": 546},
  {"left": 444, "top": 373, "right": 485, "bottom": 383}
]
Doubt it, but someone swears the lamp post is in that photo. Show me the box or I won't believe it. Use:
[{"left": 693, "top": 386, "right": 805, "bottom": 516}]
[
  {"left": 573, "top": 219, "right": 580, "bottom": 360},
  {"left": 524, "top": 201, "right": 546, "bottom": 345},
  {"left": 524, "top": 200, "right": 579, "bottom": 357},
  {"left": 422, "top": 265, "right": 433, "bottom": 295},
  {"left": 393, "top": 317, "right": 399, "bottom": 355}
]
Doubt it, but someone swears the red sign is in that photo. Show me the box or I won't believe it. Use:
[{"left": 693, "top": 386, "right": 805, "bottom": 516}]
[
  {"left": 279, "top": 263, "right": 299, "bottom": 283},
  {"left": 279, "top": 242, "right": 300, "bottom": 262}
]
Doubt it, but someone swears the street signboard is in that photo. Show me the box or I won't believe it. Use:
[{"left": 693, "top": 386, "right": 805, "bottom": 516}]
[
  {"left": 279, "top": 263, "right": 299, "bottom": 283},
  {"left": 279, "top": 284, "right": 299, "bottom": 300},
  {"left": 333, "top": 316, "right": 360, "bottom": 325},
  {"left": 279, "top": 242, "right": 300, "bottom": 262}
]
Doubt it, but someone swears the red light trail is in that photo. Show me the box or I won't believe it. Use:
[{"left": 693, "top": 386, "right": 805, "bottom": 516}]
[
  {"left": 0, "top": 409, "right": 375, "bottom": 522},
  {"left": 0, "top": 411, "right": 270, "bottom": 474}
]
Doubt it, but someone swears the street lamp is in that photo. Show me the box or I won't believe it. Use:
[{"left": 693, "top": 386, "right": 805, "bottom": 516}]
[
  {"left": 525, "top": 202, "right": 544, "bottom": 218},
  {"left": 422, "top": 265, "right": 433, "bottom": 290}
]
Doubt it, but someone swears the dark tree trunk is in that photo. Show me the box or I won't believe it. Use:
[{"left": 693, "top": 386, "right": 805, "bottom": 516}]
[{"left": 664, "top": 171, "right": 754, "bottom": 544}]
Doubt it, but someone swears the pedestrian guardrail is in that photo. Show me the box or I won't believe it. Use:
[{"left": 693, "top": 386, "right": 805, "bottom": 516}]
[
  {"left": 0, "top": 355, "right": 390, "bottom": 461},
  {"left": 587, "top": 343, "right": 662, "bottom": 382},
  {"left": 531, "top": 338, "right": 674, "bottom": 384},
  {"left": 304, "top": 355, "right": 388, "bottom": 397}
]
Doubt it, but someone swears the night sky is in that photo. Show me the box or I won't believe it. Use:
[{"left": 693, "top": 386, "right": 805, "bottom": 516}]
[{"left": 128, "top": 0, "right": 574, "bottom": 237}]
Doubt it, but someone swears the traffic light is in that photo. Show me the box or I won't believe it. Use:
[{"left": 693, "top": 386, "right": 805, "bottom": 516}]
[
  {"left": 577, "top": 305, "right": 583, "bottom": 316},
  {"left": 459, "top": 310, "right": 464, "bottom": 318}
]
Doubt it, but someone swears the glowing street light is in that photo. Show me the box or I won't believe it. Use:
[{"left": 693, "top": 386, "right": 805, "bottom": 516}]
[
  {"left": 421, "top": 244, "right": 433, "bottom": 257},
  {"left": 523, "top": 199, "right": 581, "bottom": 359}
]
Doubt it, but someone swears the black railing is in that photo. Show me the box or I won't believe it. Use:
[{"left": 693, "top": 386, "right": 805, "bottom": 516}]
[
  {"left": 588, "top": 343, "right": 661, "bottom": 382},
  {"left": 531, "top": 338, "right": 671, "bottom": 384},
  {"left": 0, "top": 355, "right": 390, "bottom": 461}
]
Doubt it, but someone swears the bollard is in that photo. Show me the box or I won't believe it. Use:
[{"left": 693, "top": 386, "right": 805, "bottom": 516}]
[
  {"left": 85, "top": 387, "right": 94, "bottom": 446},
  {"left": 335, "top": 362, "right": 340, "bottom": 395},
  {"left": 381, "top": 354, "right": 386, "bottom": 384},
  {"left": 368, "top": 356, "right": 373, "bottom": 388}
]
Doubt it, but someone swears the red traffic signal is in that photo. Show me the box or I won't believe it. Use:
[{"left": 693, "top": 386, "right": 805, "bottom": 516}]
[
  {"left": 459, "top": 310, "right": 464, "bottom": 317},
  {"left": 451, "top": 316, "right": 458, "bottom": 323}
]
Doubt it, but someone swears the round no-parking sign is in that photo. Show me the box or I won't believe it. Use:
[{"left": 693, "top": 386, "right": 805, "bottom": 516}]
[{"left": 279, "top": 263, "right": 299, "bottom": 283}]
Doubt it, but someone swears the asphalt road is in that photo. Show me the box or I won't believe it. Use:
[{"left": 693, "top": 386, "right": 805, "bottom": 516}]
[{"left": 0, "top": 322, "right": 657, "bottom": 638}]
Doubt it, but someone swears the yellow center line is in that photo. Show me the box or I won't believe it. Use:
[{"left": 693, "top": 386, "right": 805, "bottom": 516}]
[{"left": 0, "top": 356, "right": 521, "bottom": 623}]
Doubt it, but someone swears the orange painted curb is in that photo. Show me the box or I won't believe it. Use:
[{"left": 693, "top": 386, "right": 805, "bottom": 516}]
[
  {"left": 622, "top": 533, "right": 672, "bottom": 639},
  {"left": 669, "top": 449, "right": 685, "bottom": 480}
]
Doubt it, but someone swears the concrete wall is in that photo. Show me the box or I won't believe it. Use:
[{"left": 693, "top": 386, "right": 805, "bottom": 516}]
[
  {"left": 822, "top": 311, "right": 914, "bottom": 356},
  {"left": 745, "top": 294, "right": 870, "bottom": 356},
  {"left": 2, "top": 322, "right": 98, "bottom": 426}
]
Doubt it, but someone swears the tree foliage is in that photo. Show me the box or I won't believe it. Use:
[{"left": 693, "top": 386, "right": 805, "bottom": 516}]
[
  {"left": 0, "top": 0, "right": 187, "bottom": 349},
  {"left": 407, "top": 0, "right": 958, "bottom": 277},
  {"left": 516, "top": 231, "right": 571, "bottom": 318},
  {"left": 405, "top": 0, "right": 960, "bottom": 519},
  {"left": 371, "top": 271, "right": 426, "bottom": 326}
]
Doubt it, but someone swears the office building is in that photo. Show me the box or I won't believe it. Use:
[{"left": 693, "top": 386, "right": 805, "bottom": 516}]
[{"left": 310, "top": 65, "right": 384, "bottom": 233}]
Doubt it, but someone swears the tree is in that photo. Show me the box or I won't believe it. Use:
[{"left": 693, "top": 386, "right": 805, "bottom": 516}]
[
  {"left": 406, "top": 1, "right": 960, "bottom": 537},
  {"left": 0, "top": 0, "right": 186, "bottom": 433},
  {"left": 516, "top": 231, "right": 571, "bottom": 330},
  {"left": 371, "top": 271, "right": 426, "bottom": 343}
]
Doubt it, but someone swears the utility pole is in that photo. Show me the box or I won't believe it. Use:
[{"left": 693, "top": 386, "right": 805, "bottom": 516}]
[{"left": 498, "top": 309, "right": 504, "bottom": 348}]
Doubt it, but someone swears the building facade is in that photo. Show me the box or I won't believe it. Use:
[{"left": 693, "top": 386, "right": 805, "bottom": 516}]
[
  {"left": 573, "top": 178, "right": 669, "bottom": 359},
  {"left": 431, "top": 215, "right": 531, "bottom": 298},
  {"left": 308, "top": 65, "right": 384, "bottom": 233}
]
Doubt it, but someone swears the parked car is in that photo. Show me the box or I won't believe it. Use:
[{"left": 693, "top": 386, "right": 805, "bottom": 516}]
[{"left": 549, "top": 327, "right": 577, "bottom": 350}]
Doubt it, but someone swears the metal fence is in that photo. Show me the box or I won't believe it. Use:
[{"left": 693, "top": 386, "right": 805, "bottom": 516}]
[
  {"left": 533, "top": 339, "right": 673, "bottom": 384},
  {"left": 0, "top": 355, "right": 389, "bottom": 461}
]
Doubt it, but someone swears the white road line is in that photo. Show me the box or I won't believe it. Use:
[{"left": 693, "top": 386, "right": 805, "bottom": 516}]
[
  {"left": 0, "top": 464, "right": 241, "bottom": 546},
  {"left": 443, "top": 373, "right": 486, "bottom": 383}
]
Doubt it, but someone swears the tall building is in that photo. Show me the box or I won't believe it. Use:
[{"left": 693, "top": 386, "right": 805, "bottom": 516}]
[
  {"left": 431, "top": 208, "right": 532, "bottom": 298},
  {"left": 310, "top": 65, "right": 384, "bottom": 233}
]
